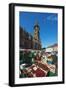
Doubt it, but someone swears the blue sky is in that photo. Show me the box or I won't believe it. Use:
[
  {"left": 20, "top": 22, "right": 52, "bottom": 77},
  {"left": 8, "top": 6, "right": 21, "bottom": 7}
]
[{"left": 19, "top": 12, "right": 58, "bottom": 48}]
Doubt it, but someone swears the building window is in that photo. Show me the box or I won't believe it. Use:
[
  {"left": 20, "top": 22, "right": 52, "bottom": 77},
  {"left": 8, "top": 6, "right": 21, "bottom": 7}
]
[{"left": 34, "top": 43, "right": 38, "bottom": 49}]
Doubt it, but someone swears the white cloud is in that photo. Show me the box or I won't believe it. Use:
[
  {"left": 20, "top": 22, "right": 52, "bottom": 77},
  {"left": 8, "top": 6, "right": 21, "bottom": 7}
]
[{"left": 47, "top": 15, "right": 58, "bottom": 21}]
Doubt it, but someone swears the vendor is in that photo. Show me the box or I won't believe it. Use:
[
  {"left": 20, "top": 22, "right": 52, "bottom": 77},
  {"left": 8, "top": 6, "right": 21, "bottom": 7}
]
[
  {"left": 34, "top": 51, "right": 42, "bottom": 62},
  {"left": 41, "top": 54, "right": 48, "bottom": 64}
]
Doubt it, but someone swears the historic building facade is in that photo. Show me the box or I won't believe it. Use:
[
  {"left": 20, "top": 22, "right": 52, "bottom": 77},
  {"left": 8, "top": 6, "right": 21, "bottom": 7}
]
[
  {"left": 45, "top": 44, "right": 58, "bottom": 53},
  {"left": 20, "top": 21, "right": 41, "bottom": 50},
  {"left": 33, "top": 21, "right": 41, "bottom": 49}
]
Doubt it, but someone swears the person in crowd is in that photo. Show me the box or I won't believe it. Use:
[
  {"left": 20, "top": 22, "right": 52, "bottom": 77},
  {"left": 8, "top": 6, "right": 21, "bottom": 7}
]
[
  {"left": 34, "top": 51, "right": 42, "bottom": 63},
  {"left": 41, "top": 53, "right": 48, "bottom": 64},
  {"left": 51, "top": 54, "right": 58, "bottom": 75}
]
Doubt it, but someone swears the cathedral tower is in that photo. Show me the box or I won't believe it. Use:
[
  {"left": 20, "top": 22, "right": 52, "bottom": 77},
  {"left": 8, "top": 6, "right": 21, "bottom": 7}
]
[{"left": 33, "top": 21, "right": 41, "bottom": 49}]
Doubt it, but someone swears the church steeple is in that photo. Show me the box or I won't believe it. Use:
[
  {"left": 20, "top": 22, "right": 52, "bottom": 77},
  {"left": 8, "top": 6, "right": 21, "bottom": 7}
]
[
  {"left": 33, "top": 20, "right": 41, "bottom": 49},
  {"left": 33, "top": 20, "right": 40, "bottom": 41},
  {"left": 34, "top": 20, "right": 40, "bottom": 31}
]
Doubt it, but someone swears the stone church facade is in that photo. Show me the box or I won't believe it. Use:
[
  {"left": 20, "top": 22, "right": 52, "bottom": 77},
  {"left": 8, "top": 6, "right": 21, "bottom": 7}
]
[{"left": 20, "top": 22, "right": 41, "bottom": 50}]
